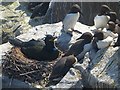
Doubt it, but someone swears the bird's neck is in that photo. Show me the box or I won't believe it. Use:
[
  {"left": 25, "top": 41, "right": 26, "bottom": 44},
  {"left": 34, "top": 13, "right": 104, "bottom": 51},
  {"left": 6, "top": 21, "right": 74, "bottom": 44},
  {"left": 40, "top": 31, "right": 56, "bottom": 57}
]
[
  {"left": 107, "top": 27, "right": 115, "bottom": 33},
  {"left": 68, "top": 11, "right": 79, "bottom": 14},
  {"left": 98, "top": 12, "right": 108, "bottom": 16},
  {"left": 45, "top": 43, "right": 56, "bottom": 51}
]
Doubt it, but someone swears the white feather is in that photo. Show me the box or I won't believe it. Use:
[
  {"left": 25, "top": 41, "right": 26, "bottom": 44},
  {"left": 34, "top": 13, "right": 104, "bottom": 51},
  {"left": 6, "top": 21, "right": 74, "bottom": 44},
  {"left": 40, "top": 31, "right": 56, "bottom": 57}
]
[
  {"left": 94, "top": 15, "right": 110, "bottom": 29},
  {"left": 97, "top": 36, "right": 113, "bottom": 49},
  {"left": 62, "top": 12, "right": 80, "bottom": 33},
  {"left": 102, "top": 28, "right": 118, "bottom": 39}
]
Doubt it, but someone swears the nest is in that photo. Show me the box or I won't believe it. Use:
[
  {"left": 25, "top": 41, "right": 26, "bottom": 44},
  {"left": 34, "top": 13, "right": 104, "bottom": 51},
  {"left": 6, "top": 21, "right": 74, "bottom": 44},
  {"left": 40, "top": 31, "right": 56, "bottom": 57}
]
[{"left": 2, "top": 47, "right": 57, "bottom": 87}]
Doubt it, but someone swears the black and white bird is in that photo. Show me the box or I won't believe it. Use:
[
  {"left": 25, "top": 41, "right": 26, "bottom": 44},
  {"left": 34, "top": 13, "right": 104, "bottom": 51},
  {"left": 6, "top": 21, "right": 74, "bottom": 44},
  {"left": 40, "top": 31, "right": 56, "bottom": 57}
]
[
  {"left": 92, "top": 30, "right": 113, "bottom": 51},
  {"left": 64, "top": 32, "right": 93, "bottom": 63},
  {"left": 89, "top": 30, "right": 105, "bottom": 60},
  {"left": 114, "top": 24, "right": 120, "bottom": 47},
  {"left": 9, "top": 35, "right": 60, "bottom": 61},
  {"left": 107, "top": 11, "right": 117, "bottom": 23},
  {"left": 94, "top": 5, "right": 111, "bottom": 29},
  {"left": 62, "top": 4, "right": 82, "bottom": 35},
  {"left": 30, "top": 2, "right": 50, "bottom": 19},
  {"left": 92, "top": 30, "right": 104, "bottom": 52},
  {"left": 103, "top": 21, "right": 118, "bottom": 39},
  {"left": 46, "top": 55, "right": 77, "bottom": 86}
]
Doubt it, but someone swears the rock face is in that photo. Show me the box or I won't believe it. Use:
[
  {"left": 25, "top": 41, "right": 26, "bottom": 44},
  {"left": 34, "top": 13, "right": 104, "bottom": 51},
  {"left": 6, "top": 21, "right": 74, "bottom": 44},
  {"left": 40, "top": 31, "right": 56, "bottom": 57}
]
[
  {"left": 1, "top": 1, "right": 31, "bottom": 44},
  {"left": 1, "top": 1, "right": 119, "bottom": 44},
  {"left": 75, "top": 47, "right": 120, "bottom": 89},
  {"left": 44, "top": 2, "right": 120, "bottom": 25},
  {"left": 2, "top": 76, "right": 36, "bottom": 89},
  {"left": 49, "top": 47, "right": 120, "bottom": 89},
  {"left": 1, "top": 21, "right": 120, "bottom": 89}
]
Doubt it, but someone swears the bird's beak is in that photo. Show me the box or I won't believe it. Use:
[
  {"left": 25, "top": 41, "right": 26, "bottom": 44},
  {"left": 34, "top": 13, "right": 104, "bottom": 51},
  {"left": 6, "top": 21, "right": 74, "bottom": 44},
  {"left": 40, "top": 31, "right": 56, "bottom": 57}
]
[{"left": 49, "top": 37, "right": 57, "bottom": 42}]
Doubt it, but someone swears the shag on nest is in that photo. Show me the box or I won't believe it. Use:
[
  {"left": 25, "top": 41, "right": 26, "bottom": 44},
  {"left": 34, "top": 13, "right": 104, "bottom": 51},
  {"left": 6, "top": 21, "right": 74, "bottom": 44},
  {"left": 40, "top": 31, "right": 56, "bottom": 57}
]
[{"left": 9, "top": 35, "right": 60, "bottom": 61}]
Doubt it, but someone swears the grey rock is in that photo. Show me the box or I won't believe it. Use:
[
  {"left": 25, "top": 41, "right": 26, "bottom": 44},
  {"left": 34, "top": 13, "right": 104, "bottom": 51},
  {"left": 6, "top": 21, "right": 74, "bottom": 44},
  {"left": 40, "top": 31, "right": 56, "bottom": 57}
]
[{"left": 2, "top": 75, "right": 37, "bottom": 89}]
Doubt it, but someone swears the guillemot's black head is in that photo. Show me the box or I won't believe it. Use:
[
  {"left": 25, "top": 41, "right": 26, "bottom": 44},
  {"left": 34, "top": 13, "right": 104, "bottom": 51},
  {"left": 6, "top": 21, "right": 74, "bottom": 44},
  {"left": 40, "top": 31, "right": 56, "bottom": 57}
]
[
  {"left": 107, "top": 12, "right": 117, "bottom": 23},
  {"left": 108, "top": 21, "right": 115, "bottom": 32},
  {"left": 100, "top": 5, "right": 111, "bottom": 15},
  {"left": 77, "top": 32, "right": 93, "bottom": 43},
  {"left": 69, "top": 4, "right": 82, "bottom": 14},
  {"left": 65, "top": 55, "right": 77, "bottom": 67},
  {"left": 94, "top": 31, "right": 104, "bottom": 40}
]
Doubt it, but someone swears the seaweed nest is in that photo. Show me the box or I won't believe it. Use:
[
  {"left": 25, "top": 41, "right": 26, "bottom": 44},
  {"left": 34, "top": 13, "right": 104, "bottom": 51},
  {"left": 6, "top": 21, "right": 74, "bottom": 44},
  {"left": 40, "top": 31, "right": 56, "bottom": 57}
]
[{"left": 2, "top": 47, "right": 57, "bottom": 87}]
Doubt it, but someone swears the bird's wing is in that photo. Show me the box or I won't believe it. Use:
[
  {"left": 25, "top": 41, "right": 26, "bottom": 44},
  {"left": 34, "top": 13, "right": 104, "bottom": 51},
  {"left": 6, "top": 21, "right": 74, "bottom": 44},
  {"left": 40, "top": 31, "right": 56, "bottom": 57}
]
[
  {"left": 8, "top": 37, "right": 23, "bottom": 47},
  {"left": 65, "top": 39, "right": 84, "bottom": 56},
  {"left": 49, "top": 57, "right": 67, "bottom": 80},
  {"left": 23, "top": 39, "right": 45, "bottom": 47},
  {"left": 21, "top": 44, "right": 44, "bottom": 59},
  {"left": 97, "top": 36, "right": 113, "bottom": 49}
]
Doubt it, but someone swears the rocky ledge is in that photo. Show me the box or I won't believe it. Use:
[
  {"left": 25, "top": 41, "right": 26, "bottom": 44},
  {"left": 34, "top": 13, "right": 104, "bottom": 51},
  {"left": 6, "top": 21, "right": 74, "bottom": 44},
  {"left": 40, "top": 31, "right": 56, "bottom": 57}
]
[{"left": 0, "top": 21, "right": 120, "bottom": 89}]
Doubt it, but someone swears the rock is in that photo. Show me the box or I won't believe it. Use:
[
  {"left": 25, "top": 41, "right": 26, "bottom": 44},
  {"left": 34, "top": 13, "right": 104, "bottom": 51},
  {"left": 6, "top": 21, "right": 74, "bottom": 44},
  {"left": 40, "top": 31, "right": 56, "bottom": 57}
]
[
  {"left": 42, "top": 2, "right": 119, "bottom": 25},
  {"left": 48, "top": 68, "right": 83, "bottom": 89},
  {"left": 1, "top": 1, "right": 120, "bottom": 89},
  {"left": 2, "top": 75, "right": 37, "bottom": 89},
  {"left": 1, "top": 1, "right": 31, "bottom": 44},
  {"left": 0, "top": 22, "right": 90, "bottom": 89},
  {"left": 75, "top": 47, "right": 120, "bottom": 89},
  {"left": 1, "top": 21, "right": 120, "bottom": 89},
  {"left": 1, "top": 22, "right": 91, "bottom": 52}
]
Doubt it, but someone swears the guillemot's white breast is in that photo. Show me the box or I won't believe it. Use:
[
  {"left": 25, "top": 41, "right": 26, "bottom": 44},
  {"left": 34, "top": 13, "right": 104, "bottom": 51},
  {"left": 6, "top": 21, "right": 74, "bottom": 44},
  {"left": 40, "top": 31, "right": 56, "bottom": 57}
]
[
  {"left": 63, "top": 12, "right": 80, "bottom": 33},
  {"left": 102, "top": 28, "right": 118, "bottom": 39},
  {"left": 94, "top": 15, "right": 110, "bottom": 29},
  {"left": 62, "top": 4, "right": 82, "bottom": 35}
]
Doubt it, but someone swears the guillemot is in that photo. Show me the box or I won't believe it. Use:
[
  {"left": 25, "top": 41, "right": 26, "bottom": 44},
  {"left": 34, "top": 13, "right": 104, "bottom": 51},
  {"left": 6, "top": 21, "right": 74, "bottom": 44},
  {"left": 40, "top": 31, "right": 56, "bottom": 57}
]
[
  {"left": 46, "top": 55, "right": 77, "bottom": 86},
  {"left": 94, "top": 5, "right": 111, "bottom": 29},
  {"left": 62, "top": 4, "right": 82, "bottom": 35}
]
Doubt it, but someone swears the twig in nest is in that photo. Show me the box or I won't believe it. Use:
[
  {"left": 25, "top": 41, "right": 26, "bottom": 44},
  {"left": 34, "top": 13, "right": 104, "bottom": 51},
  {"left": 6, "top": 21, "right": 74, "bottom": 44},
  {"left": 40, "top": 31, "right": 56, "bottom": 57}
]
[
  {"left": 20, "top": 70, "right": 39, "bottom": 76},
  {"left": 25, "top": 75, "right": 32, "bottom": 80},
  {"left": 15, "top": 65, "right": 20, "bottom": 71}
]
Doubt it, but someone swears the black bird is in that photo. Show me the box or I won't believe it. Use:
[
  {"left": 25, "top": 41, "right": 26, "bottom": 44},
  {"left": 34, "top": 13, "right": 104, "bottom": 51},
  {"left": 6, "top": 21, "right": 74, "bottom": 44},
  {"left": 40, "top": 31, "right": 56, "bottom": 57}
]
[
  {"left": 46, "top": 55, "right": 77, "bottom": 87},
  {"left": 30, "top": 2, "right": 50, "bottom": 19},
  {"left": 64, "top": 32, "right": 93, "bottom": 58},
  {"left": 9, "top": 35, "right": 60, "bottom": 61}
]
